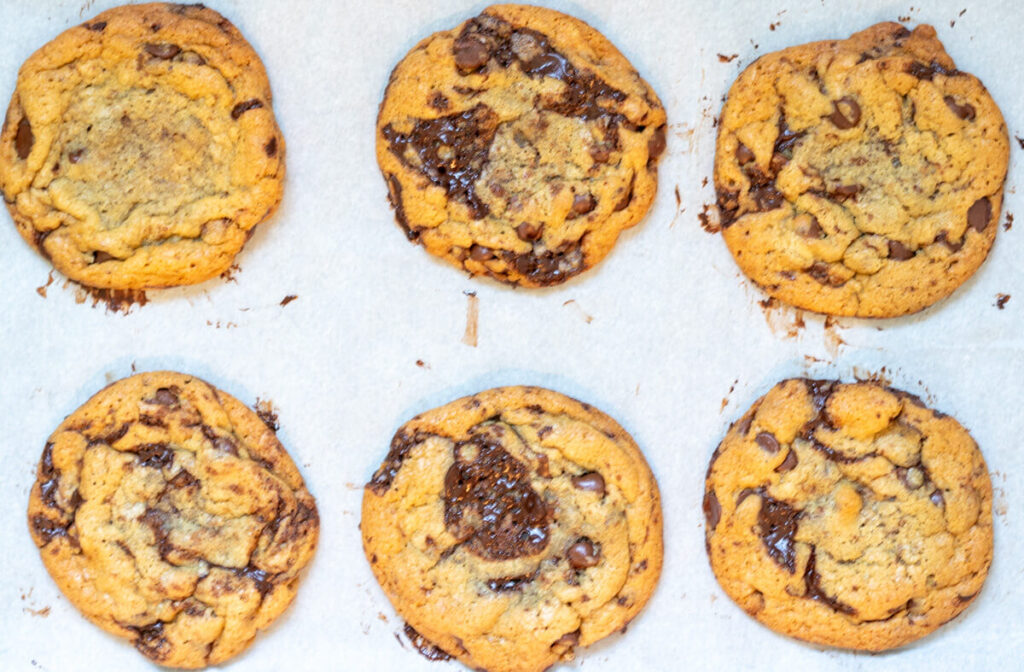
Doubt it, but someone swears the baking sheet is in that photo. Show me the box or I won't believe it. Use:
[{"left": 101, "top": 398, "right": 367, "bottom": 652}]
[{"left": 0, "top": 0, "right": 1022, "bottom": 670}]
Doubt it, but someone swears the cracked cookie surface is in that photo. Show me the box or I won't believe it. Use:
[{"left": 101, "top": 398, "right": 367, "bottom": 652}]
[
  {"left": 28, "top": 371, "right": 318, "bottom": 668},
  {"left": 704, "top": 379, "right": 992, "bottom": 650},
  {"left": 0, "top": 3, "right": 284, "bottom": 290},
  {"left": 362, "top": 386, "right": 662, "bottom": 672},
  {"left": 377, "top": 4, "right": 666, "bottom": 287},
  {"left": 714, "top": 23, "right": 1008, "bottom": 317}
]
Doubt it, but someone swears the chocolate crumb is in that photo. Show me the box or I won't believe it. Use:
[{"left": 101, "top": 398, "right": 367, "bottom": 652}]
[
  {"left": 995, "top": 294, "right": 1010, "bottom": 310},
  {"left": 253, "top": 398, "right": 279, "bottom": 432},
  {"left": 280, "top": 294, "right": 298, "bottom": 307}
]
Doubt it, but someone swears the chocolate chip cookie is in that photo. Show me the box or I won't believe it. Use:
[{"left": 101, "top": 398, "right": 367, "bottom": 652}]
[
  {"left": 377, "top": 5, "right": 667, "bottom": 287},
  {"left": 715, "top": 23, "right": 1009, "bottom": 317},
  {"left": 362, "top": 386, "right": 662, "bottom": 671},
  {"left": 0, "top": 3, "right": 284, "bottom": 290},
  {"left": 28, "top": 371, "right": 318, "bottom": 668},
  {"left": 704, "top": 379, "right": 992, "bottom": 650}
]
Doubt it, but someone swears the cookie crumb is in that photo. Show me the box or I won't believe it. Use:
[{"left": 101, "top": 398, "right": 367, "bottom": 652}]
[
  {"left": 280, "top": 294, "right": 298, "bottom": 306},
  {"left": 698, "top": 204, "right": 721, "bottom": 233},
  {"left": 717, "top": 53, "right": 738, "bottom": 63},
  {"left": 1016, "top": 135, "right": 1024, "bottom": 150},
  {"left": 23, "top": 606, "right": 50, "bottom": 617},
  {"left": 220, "top": 263, "right": 241, "bottom": 283},
  {"left": 415, "top": 359, "right": 430, "bottom": 369},
  {"left": 462, "top": 291, "right": 479, "bottom": 347},
  {"left": 995, "top": 293, "right": 1010, "bottom": 310},
  {"left": 253, "top": 398, "right": 280, "bottom": 431},
  {"left": 1004, "top": 213, "right": 1014, "bottom": 231},
  {"left": 563, "top": 299, "right": 593, "bottom": 324},
  {"left": 80, "top": 286, "right": 148, "bottom": 314},
  {"left": 36, "top": 270, "right": 55, "bottom": 298}
]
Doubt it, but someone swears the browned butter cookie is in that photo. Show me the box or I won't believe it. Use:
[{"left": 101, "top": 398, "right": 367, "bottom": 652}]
[
  {"left": 0, "top": 3, "right": 284, "bottom": 290},
  {"left": 377, "top": 4, "right": 667, "bottom": 287},
  {"left": 28, "top": 371, "right": 318, "bottom": 668},
  {"left": 362, "top": 386, "right": 662, "bottom": 672},
  {"left": 704, "top": 378, "right": 992, "bottom": 650},
  {"left": 715, "top": 23, "right": 1009, "bottom": 317}
]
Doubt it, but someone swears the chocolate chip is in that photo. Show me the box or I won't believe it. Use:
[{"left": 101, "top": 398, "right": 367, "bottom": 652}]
[
  {"left": 750, "top": 183, "right": 783, "bottom": 211},
  {"left": 403, "top": 623, "right": 452, "bottom": 662},
  {"left": 934, "top": 231, "right": 964, "bottom": 252},
  {"left": 453, "top": 35, "right": 491, "bottom": 73},
  {"left": 487, "top": 574, "right": 535, "bottom": 592},
  {"left": 799, "top": 216, "right": 825, "bottom": 238},
  {"left": 571, "top": 472, "right": 605, "bottom": 496},
  {"left": 231, "top": 99, "right": 264, "bottom": 120},
  {"left": 755, "top": 432, "right": 781, "bottom": 453},
  {"left": 589, "top": 144, "right": 612, "bottom": 163},
  {"left": 906, "top": 60, "right": 959, "bottom": 80},
  {"left": 703, "top": 489, "right": 721, "bottom": 530},
  {"left": 775, "top": 450, "right": 798, "bottom": 472},
  {"left": 167, "top": 469, "right": 198, "bottom": 488},
  {"left": 85, "top": 21, "right": 107, "bottom": 31},
  {"left": 831, "top": 184, "right": 862, "bottom": 202},
  {"left": 829, "top": 97, "right": 861, "bottom": 130},
  {"left": 516, "top": 222, "right": 542, "bottom": 242},
  {"left": 735, "top": 144, "right": 755, "bottom": 165},
  {"left": 15, "top": 118, "right": 33, "bottom": 159},
  {"left": 265, "top": 137, "right": 277, "bottom": 157},
  {"left": 571, "top": 192, "right": 596, "bottom": 216},
  {"left": 503, "top": 241, "right": 584, "bottom": 285},
  {"left": 888, "top": 240, "right": 914, "bottom": 260},
  {"left": 428, "top": 91, "right": 450, "bottom": 111},
  {"left": 469, "top": 244, "right": 494, "bottom": 261},
  {"left": 68, "top": 149, "right": 84, "bottom": 164},
  {"left": 150, "top": 388, "right": 179, "bottom": 406},
  {"left": 134, "top": 621, "right": 170, "bottom": 662},
  {"left": 32, "top": 514, "right": 69, "bottom": 545},
  {"left": 944, "top": 96, "right": 976, "bottom": 121},
  {"left": 567, "top": 538, "right": 600, "bottom": 569},
  {"left": 212, "top": 436, "right": 238, "bottom": 456},
  {"left": 968, "top": 197, "right": 992, "bottom": 232},
  {"left": 647, "top": 125, "right": 667, "bottom": 162},
  {"left": 93, "top": 251, "right": 115, "bottom": 263},
  {"left": 144, "top": 43, "right": 181, "bottom": 60},
  {"left": 930, "top": 489, "right": 945, "bottom": 507},
  {"left": 552, "top": 630, "right": 580, "bottom": 651}
]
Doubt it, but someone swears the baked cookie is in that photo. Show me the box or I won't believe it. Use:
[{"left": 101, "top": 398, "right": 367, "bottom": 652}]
[
  {"left": 28, "top": 371, "right": 318, "bottom": 668},
  {"left": 704, "top": 378, "right": 992, "bottom": 650},
  {"left": 377, "top": 5, "right": 666, "bottom": 287},
  {"left": 714, "top": 23, "right": 1009, "bottom": 317},
  {"left": 0, "top": 3, "right": 284, "bottom": 290},
  {"left": 362, "top": 386, "right": 662, "bottom": 672}
]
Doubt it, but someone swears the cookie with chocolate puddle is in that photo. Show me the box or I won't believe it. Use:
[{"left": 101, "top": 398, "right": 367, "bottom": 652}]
[
  {"left": 28, "top": 371, "right": 318, "bottom": 668},
  {"left": 714, "top": 23, "right": 1008, "bottom": 317},
  {"left": 0, "top": 3, "right": 284, "bottom": 290},
  {"left": 377, "top": 5, "right": 667, "bottom": 287},
  {"left": 704, "top": 378, "right": 992, "bottom": 650},
  {"left": 363, "top": 386, "right": 662, "bottom": 672}
]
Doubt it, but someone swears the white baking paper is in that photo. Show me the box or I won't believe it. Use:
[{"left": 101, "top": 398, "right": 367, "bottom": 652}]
[{"left": 0, "top": 0, "right": 1021, "bottom": 670}]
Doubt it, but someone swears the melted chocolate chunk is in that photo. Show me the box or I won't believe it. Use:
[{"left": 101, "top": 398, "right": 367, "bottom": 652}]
[
  {"left": 32, "top": 514, "right": 69, "bottom": 545},
  {"left": 133, "top": 443, "right": 175, "bottom": 469},
  {"left": 386, "top": 174, "right": 417, "bottom": 241},
  {"left": 570, "top": 192, "right": 596, "bottom": 216},
  {"left": 93, "top": 250, "right": 115, "bottom": 263},
  {"left": 803, "top": 547, "right": 856, "bottom": 614},
  {"left": 567, "top": 538, "right": 600, "bottom": 569},
  {"left": 571, "top": 472, "right": 605, "bottom": 496},
  {"left": 944, "top": 96, "right": 976, "bottom": 121},
  {"left": 905, "top": 60, "right": 960, "bottom": 80},
  {"left": 167, "top": 469, "right": 198, "bottom": 489},
  {"left": 144, "top": 43, "right": 181, "bottom": 60},
  {"left": 828, "top": 97, "right": 861, "bottom": 130},
  {"left": 443, "top": 435, "right": 549, "bottom": 560},
  {"left": 85, "top": 21, "right": 107, "bottom": 31},
  {"left": 404, "top": 623, "right": 452, "bottom": 662},
  {"left": 754, "top": 490, "right": 801, "bottom": 572},
  {"left": 799, "top": 215, "right": 825, "bottom": 238},
  {"left": 428, "top": 91, "right": 450, "bottom": 111},
  {"left": 967, "top": 197, "right": 992, "bottom": 232},
  {"left": 147, "top": 387, "right": 179, "bottom": 406},
  {"left": 454, "top": 15, "right": 627, "bottom": 123},
  {"left": 830, "top": 184, "right": 862, "bottom": 202},
  {"left": 717, "top": 188, "right": 740, "bottom": 228},
  {"left": 238, "top": 565, "right": 275, "bottom": 597},
  {"left": 934, "top": 231, "right": 964, "bottom": 252},
  {"left": 265, "top": 136, "right": 278, "bottom": 157},
  {"left": 134, "top": 621, "right": 171, "bottom": 662},
  {"left": 552, "top": 630, "right": 580, "bottom": 651},
  {"left": 68, "top": 148, "right": 84, "bottom": 164},
  {"left": 647, "top": 125, "right": 667, "bottom": 165},
  {"left": 383, "top": 104, "right": 499, "bottom": 219},
  {"left": 735, "top": 143, "right": 755, "bottom": 165},
  {"left": 140, "top": 508, "right": 173, "bottom": 558},
  {"left": 613, "top": 174, "right": 636, "bottom": 212},
  {"left": 888, "top": 240, "right": 915, "bottom": 260},
  {"left": 755, "top": 432, "right": 780, "bottom": 453},
  {"left": 15, "top": 118, "right": 33, "bottom": 159},
  {"left": 502, "top": 241, "right": 584, "bottom": 286},
  {"left": 775, "top": 449, "right": 798, "bottom": 472},
  {"left": 231, "top": 99, "right": 264, "bottom": 120},
  {"left": 368, "top": 431, "right": 431, "bottom": 495},
  {"left": 487, "top": 573, "right": 535, "bottom": 592},
  {"left": 703, "top": 489, "right": 721, "bottom": 530},
  {"left": 38, "top": 443, "right": 60, "bottom": 509},
  {"left": 750, "top": 183, "right": 783, "bottom": 211}
]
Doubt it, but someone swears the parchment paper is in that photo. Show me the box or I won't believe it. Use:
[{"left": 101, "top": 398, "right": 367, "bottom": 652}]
[{"left": 0, "top": 1, "right": 1021, "bottom": 670}]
